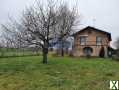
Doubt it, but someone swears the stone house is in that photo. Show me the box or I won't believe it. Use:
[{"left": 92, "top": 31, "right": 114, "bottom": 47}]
[{"left": 72, "top": 26, "right": 112, "bottom": 57}]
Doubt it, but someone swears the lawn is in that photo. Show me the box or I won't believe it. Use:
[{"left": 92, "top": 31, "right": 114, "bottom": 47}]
[{"left": 0, "top": 56, "right": 119, "bottom": 90}]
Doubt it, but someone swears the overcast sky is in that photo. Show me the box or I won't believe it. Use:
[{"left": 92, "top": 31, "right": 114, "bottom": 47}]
[{"left": 0, "top": 0, "right": 119, "bottom": 47}]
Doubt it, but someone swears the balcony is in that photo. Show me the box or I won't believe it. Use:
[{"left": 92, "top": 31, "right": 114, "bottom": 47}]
[{"left": 75, "top": 41, "right": 108, "bottom": 46}]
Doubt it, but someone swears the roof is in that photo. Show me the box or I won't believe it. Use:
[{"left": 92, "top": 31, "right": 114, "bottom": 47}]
[{"left": 73, "top": 26, "right": 112, "bottom": 41}]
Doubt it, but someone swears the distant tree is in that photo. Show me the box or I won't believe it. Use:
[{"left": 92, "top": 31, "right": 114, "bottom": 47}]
[
  {"left": 115, "top": 37, "right": 119, "bottom": 49},
  {"left": 114, "top": 37, "right": 119, "bottom": 58}
]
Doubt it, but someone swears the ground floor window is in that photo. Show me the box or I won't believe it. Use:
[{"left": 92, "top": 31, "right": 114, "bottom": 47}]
[{"left": 83, "top": 47, "right": 93, "bottom": 56}]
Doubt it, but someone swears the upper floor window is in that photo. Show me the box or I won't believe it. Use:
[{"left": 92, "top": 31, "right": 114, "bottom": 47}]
[
  {"left": 80, "top": 36, "right": 86, "bottom": 45},
  {"left": 96, "top": 36, "right": 102, "bottom": 45}
]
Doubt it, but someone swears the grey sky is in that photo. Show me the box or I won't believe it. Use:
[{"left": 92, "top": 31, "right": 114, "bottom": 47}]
[{"left": 0, "top": 0, "right": 119, "bottom": 47}]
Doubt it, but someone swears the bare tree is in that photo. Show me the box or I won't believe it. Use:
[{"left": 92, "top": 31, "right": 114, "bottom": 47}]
[
  {"left": 1, "top": 0, "right": 79, "bottom": 63},
  {"left": 56, "top": 4, "right": 78, "bottom": 56},
  {"left": 1, "top": 0, "right": 59, "bottom": 64}
]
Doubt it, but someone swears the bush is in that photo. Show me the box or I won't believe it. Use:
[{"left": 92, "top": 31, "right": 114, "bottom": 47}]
[
  {"left": 112, "top": 55, "right": 119, "bottom": 61},
  {"left": 112, "top": 50, "right": 119, "bottom": 61}
]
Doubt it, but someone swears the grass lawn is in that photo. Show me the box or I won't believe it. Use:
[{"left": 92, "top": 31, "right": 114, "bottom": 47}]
[{"left": 0, "top": 56, "right": 119, "bottom": 90}]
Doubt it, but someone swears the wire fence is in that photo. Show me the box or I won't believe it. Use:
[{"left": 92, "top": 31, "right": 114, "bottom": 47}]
[{"left": 0, "top": 48, "right": 41, "bottom": 58}]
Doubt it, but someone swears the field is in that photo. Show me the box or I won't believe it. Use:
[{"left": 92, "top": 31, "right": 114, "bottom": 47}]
[{"left": 0, "top": 56, "right": 119, "bottom": 90}]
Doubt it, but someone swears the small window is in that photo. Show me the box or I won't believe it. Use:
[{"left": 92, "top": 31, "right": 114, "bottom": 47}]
[
  {"left": 80, "top": 36, "right": 86, "bottom": 45},
  {"left": 96, "top": 36, "right": 102, "bottom": 45}
]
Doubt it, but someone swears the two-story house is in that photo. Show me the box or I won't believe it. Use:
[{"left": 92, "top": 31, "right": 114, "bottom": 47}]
[{"left": 72, "top": 26, "right": 112, "bottom": 57}]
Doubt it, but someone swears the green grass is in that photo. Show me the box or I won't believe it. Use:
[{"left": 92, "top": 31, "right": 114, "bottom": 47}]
[{"left": 0, "top": 56, "right": 119, "bottom": 90}]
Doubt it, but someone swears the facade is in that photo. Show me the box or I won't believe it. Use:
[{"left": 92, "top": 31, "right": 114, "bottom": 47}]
[{"left": 73, "top": 26, "right": 112, "bottom": 57}]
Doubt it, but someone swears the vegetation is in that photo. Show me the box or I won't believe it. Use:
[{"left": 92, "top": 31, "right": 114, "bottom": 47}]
[
  {"left": 0, "top": 56, "right": 118, "bottom": 90},
  {"left": 115, "top": 37, "right": 119, "bottom": 49},
  {"left": 1, "top": 0, "right": 78, "bottom": 64},
  {"left": 114, "top": 37, "right": 119, "bottom": 59}
]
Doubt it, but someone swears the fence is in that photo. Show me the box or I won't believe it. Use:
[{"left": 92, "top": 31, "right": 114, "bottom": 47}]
[{"left": 0, "top": 48, "right": 41, "bottom": 58}]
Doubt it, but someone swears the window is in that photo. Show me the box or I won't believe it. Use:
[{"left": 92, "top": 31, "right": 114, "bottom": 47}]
[
  {"left": 96, "top": 36, "right": 102, "bottom": 45},
  {"left": 83, "top": 47, "right": 93, "bottom": 56},
  {"left": 80, "top": 36, "right": 86, "bottom": 45}
]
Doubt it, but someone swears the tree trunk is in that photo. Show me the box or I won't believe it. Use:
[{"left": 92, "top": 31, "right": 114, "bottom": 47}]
[
  {"left": 43, "top": 52, "right": 47, "bottom": 64},
  {"left": 61, "top": 40, "right": 64, "bottom": 57},
  {"left": 42, "top": 48, "right": 48, "bottom": 64},
  {"left": 61, "top": 47, "right": 64, "bottom": 56}
]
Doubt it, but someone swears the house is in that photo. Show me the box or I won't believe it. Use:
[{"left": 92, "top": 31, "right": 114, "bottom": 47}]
[{"left": 72, "top": 26, "right": 112, "bottom": 57}]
